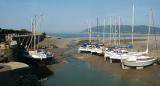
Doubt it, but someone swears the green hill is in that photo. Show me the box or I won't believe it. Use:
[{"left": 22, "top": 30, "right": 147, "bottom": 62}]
[
  {"left": 82, "top": 25, "right": 160, "bottom": 34},
  {"left": 0, "top": 28, "right": 30, "bottom": 34}
]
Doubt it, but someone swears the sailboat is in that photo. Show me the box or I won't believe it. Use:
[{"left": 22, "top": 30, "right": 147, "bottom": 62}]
[
  {"left": 103, "top": 17, "right": 115, "bottom": 60},
  {"left": 78, "top": 21, "right": 100, "bottom": 54},
  {"left": 78, "top": 43, "right": 95, "bottom": 53},
  {"left": 78, "top": 21, "right": 94, "bottom": 53},
  {"left": 27, "top": 16, "right": 53, "bottom": 60},
  {"left": 111, "top": 4, "right": 148, "bottom": 56},
  {"left": 90, "top": 43, "right": 104, "bottom": 55},
  {"left": 104, "top": 5, "right": 147, "bottom": 62},
  {"left": 104, "top": 16, "right": 131, "bottom": 62},
  {"left": 78, "top": 19, "right": 105, "bottom": 54},
  {"left": 126, "top": 4, "right": 149, "bottom": 55},
  {"left": 121, "top": 9, "right": 157, "bottom": 69},
  {"left": 90, "top": 19, "right": 105, "bottom": 55}
]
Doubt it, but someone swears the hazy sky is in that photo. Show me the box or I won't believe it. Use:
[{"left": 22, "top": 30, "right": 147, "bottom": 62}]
[{"left": 0, "top": 0, "right": 160, "bottom": 33}]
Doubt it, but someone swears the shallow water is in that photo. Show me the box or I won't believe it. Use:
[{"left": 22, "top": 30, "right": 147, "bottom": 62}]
[
  {"left": 42, "top": 41, "right": 148, "bottom": 86},
  {"left": 42, "top": 60, "right": 145, "bottom": 86}
]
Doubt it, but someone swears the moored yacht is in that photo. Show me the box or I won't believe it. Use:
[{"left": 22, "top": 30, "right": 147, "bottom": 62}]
[
  {"left": 121, "top": 9, "right": 157, "bottom": 69},
  {"left": 28, "top": 49, "right": 53, "bottom": 60},
  {"left": 121, "top": 55, "right": 156, "bottom": 69},
  {"left": 27, "top": 16, "right": 54, "bottom": 61},
  {"left": 78, "top": 43, "right": 93, "bottom": 53},
  {"left": 104, "top": 48, "right": 130, "bottom": 63},
  {"left": 90, "top": 43, "right": 104, "bottom": 55}
]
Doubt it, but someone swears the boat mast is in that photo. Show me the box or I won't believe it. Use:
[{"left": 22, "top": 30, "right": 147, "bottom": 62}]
[
  {"left": 114, "top": 17, "right": 117, "bottom": 45},
  {"left": 109, "top": 16, "right": 112, "bottom": 45},
  {"left": 147, "top": 9, "right": 152, "bottom": 52},
  {"left": 103, "top": 19, "right": 105, "bottom": 44},
  {"left": 96, "top": 16, "right": 99, "bottom": 43},
  {"left": 37, "top": 15, "right": 43, "bottom": 49},
  {"left": 131, "top": 4, "right": 135, "bottom": 45},
  {"left": 90, "top": 23, "right": 92, "bottom": 43},
  {"left": 87, "top": 21, "right": 89, "bottom": 43},
  {"left": 152, "top": 9, "right": 157, "bottom": 50},
  {"left": 27, "top": 17, "right": 34, "bottom": 50},
  {"left": 118, "top": 16, "right": 121, "bottom": 45},
  {"left": 88, "top": 21, "right": 92, "bottom": 43},
  {"left": 150, "top": 9, "right": 157, "bottom": 55},
  {"left": 33, "top": 16, "right": 37, "bottom": 51}
]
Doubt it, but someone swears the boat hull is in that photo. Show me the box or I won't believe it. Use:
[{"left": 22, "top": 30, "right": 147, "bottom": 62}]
[
  {"left": 122, "top": 58, "right": 156, "bottom": 67},
  {"left": 78, "top": 47, "right": 92, "bottom": 53}
]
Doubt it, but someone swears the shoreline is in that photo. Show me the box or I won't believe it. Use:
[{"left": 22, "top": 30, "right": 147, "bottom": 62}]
[
  {"left": 75, "top": 53, "right": 160, "bottom": 86},
  {"left": 74, "top": 36, "right": 160, "bottom": 86},
  {"left": 0, "top": 36, "right": 70, "bottom": 86},
  {"left": 0, "top": 36, "right": 160, "bottom": 86}
]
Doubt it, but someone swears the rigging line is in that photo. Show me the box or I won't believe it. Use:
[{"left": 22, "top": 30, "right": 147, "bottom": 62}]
[{"left": 20, "top": 35, "right": 26, "bottom": 45}]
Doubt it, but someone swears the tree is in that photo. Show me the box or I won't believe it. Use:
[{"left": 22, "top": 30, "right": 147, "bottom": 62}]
[{"left": 42, "top": 32, "right": 46, "bottom": 38}]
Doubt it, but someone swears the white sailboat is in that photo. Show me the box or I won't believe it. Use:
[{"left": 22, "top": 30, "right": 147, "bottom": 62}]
[
  {"left": 114, "top": 4, "right": 148, "bottom": 56},
  {"left": 78, "top": 19, "right": 105, "bottom": 55},
  {"left": 122, "top": 55, "right": 156, "bottom": 68},
  {"left": 27, "top": 16, "right": 53, "bottom": 60},
  {"left": 121, "top": 9, "right": 157, "bottom": 69},
  {"left": 78, "top": 43, "right": 94, "bottom": 53},
  {"left": 104, "top": 5, "right": 148, "bottom": 62},
  {"left": 104, "top": 17, "right": 129, "bottom": 62},
  {"left": 90, "top": 19, "right": 105, "bottom": 55},
  {"left": 127, "top": 4, "right": 148, "bottom": 55},
  {"left": 78, "top": 21, "right": 94, "bottom": 53},
  {"left": 90, "top": 43, "right": 104, "bottom": 55},
  {"left": 104, "top": 17, "right": 114, "bottom": 60}
]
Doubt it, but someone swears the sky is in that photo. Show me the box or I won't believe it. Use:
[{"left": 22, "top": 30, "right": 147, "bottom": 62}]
[{"left": 0, "top": 0, "right": 160, "bottom": 33}]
